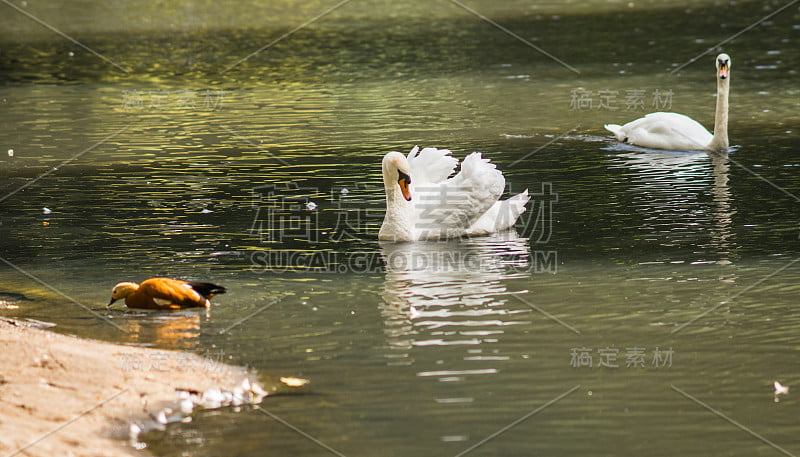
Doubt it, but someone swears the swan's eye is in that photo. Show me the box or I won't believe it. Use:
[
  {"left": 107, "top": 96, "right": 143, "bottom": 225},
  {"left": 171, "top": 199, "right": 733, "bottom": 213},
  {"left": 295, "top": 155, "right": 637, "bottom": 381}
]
[
  {"left": 398, "top": 171, "right": 410, "bottom": 185},
  {"left": 396, "top": 171, "right": 412, "bottom": 201}
]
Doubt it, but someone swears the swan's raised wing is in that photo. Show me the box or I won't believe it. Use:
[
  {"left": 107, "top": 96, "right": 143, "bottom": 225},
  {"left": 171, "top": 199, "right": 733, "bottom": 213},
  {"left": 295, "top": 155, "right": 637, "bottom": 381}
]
[
  {"left": 406, "top": 146, "right": 459, "bottom": 187},
  {"left": 448, "top": 152, "right": 505, "bottom": 205},
  {"left": 413, "top": 152, "right": 505, "bottom": 240}
]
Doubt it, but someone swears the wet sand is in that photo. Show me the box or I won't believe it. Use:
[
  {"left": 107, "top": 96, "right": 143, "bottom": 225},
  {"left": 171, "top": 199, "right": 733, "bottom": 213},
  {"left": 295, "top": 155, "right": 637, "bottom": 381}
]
[{"left": 0, "top": 317, "right": 249, "bottom": 457}]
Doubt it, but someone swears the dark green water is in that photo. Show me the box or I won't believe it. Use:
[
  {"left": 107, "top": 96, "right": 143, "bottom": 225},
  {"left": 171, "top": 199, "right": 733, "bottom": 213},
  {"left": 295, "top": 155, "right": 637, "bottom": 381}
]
[{"left": 1, "top": 0, "right": 800, "bottom": 456}]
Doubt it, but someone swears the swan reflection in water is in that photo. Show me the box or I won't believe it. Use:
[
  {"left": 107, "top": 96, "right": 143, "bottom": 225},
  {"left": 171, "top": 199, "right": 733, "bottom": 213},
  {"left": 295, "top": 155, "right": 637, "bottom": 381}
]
[
  {"left": 379, "top": 231, "right": 532, "bottom": 372},
  {"left": 607, "top": 147, "right": 736, "bottom": 263}
]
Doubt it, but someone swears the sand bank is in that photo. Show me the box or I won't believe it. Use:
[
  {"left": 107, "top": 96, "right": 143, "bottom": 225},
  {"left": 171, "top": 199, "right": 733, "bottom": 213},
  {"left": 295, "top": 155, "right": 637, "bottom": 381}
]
[{"left": 0, "top": 317, "right": 251, "bottom": 457}]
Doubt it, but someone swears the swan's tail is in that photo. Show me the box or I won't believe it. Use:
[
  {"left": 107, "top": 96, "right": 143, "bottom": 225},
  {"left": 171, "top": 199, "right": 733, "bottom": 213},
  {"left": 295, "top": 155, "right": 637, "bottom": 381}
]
[
  {"left": 494, "top": 189, "right": 530, "bottom": 232},
  {"left": 466, "top": 189, "right": 530, "bottom": 236},
  {"left": 506, "top": 189, "right": 530, "bottom": 220},
  {"left": 604, "top": 124, "right": 625, "bottom": 142}
]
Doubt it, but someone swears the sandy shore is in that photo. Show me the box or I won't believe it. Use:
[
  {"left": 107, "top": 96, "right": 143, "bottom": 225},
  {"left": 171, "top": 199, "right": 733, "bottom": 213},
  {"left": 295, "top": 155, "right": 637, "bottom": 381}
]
[{"left": 0, "top": 317, "right": 251, "bottom": 457}]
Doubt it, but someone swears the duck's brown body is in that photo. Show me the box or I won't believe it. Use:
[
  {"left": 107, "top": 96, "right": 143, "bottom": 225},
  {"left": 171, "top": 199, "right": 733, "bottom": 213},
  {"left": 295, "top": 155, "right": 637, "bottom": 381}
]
[{"left": 109, "top": 278, "right": 226, "bottom": 310}]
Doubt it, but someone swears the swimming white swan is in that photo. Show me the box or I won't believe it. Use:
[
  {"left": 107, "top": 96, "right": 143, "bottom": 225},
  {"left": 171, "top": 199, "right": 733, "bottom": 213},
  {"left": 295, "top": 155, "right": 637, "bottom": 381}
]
[
  {"left": 379, "top": 146, "right": 530, "bottom": 242},
  {"left": 605, "top": 53, "right": 730, "bottom": 151}
]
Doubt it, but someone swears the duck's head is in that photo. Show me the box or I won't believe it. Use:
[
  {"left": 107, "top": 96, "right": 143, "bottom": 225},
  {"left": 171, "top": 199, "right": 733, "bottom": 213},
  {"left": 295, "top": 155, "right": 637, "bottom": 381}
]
[
  {"left": 382, "top": 151, "right": 412, "bottom": 201},
  {"left": 108, "top": 281, "right": 139, "bottom": 307},
  {"left": 716, "top": 53, "right": 731, "bottom": 80}
]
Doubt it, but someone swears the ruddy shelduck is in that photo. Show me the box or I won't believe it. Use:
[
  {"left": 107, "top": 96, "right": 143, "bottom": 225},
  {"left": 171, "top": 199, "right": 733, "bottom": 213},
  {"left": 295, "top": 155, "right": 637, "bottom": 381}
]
[{"left": 108, "top": 277, "right": 226, "bottom": 310}]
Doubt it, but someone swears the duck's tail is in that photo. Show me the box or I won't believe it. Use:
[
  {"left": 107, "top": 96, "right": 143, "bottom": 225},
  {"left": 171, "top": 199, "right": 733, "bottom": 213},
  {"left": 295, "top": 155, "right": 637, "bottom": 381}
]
[{"left": 188, "top": 282, "right": 227, "bottom": 299}]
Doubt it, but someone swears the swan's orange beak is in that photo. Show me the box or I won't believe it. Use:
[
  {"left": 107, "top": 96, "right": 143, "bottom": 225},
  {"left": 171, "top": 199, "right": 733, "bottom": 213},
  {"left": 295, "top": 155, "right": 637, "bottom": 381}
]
[
  {"left": 718, "top": 62, "right": 729, "bottom": 79},
  {"left": 398, "top": 177, "right": 412, "bottom": 201}
]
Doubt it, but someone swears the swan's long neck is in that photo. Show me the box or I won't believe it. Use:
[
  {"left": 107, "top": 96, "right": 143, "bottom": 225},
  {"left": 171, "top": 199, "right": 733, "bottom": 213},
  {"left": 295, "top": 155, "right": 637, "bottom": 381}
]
[
  {"left": 380, "top": 163, "right": 415, "bottom": 241},
  {"left": 709, "top": 76, "right": 729, "bottom": 151}
]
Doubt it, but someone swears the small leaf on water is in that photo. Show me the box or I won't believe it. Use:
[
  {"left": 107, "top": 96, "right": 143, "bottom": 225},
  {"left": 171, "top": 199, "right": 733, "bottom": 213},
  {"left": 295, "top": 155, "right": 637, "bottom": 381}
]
[{"left": 280, "top": 376, "right": 310, "bottom": 387}]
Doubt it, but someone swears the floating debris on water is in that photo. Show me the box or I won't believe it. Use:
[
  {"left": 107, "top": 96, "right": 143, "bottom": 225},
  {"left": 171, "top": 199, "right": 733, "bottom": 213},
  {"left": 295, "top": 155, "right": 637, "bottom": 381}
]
[
  {"left": 153, "top": 409, "right": 168, "bottom": 425},
  {"left": 42, "top": 207, "right": 52, "bottom": 215},
  {"left": 177, "top": 391, "right": 194, "bottom": 415},
  {"left": 280, "top": 376, "right": 310, "bottom": 387},
  {"left": 131, "top": 377, "right": 303, "bottom": 447},
  {"left": 774, "top": 380, "right": 789, "bottom": 402},
  {"left": 305, "top": 202, "right": 317, "bottom": 211},
  {"left": 129, "top": 423, "right": 146, "bottom": 450},
  {"left": 200, "top": 387, "right": 223, "bottom": 409},
  {"left": 250, "top": 380, "right": 267, "bottom": 402},
  {"left": 232, "top": 386, "right": 244, "bottom": 406}
]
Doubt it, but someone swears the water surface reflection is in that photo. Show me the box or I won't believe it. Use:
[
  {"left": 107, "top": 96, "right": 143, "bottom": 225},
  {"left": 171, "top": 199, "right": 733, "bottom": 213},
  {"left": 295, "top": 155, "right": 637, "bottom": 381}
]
[
  {"left": 121, "top": 310, "right": 204, "bottom": 349},
  {"left": 379, "top": 233, "right": 531, "bottom": 376},
  {"left": 607, "top": 147, "right": 737, "bottom": 263}
]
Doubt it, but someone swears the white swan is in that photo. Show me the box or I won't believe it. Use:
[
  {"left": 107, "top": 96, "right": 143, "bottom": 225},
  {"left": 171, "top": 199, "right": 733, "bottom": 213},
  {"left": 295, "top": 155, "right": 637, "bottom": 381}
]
[
  {"left": 379, "top": 146, "right": 530, "bottom": 242},
  {"left": 605, "top": 53, "right": 730, "bottom": 151}
]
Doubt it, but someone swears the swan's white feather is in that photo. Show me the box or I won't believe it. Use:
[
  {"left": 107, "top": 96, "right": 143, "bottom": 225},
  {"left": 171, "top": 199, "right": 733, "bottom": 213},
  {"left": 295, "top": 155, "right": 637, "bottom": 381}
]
[
  {"left": 605, "top": 112, "right": 712, "bottom": 151},
  {"left": 406, "top": 146, "right": 458, "bottom": 187},
  {"left": 412, "top": 151, "right": 505, "bottom": 240},
  {"left": 380, "top": 147, "right": 529, "bottom": 241},
  {"left": 604, "top": 123, "right": 624, "bottom": 141},
  {"left": 467, "top": 189, "right": 530, "bottom": 236}
]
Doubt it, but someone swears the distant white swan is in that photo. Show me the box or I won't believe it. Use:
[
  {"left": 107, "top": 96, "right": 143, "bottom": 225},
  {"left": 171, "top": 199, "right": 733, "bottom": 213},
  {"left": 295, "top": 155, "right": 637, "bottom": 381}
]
[
  {"left": 379, "top": 146, "right": 530, "bottom": 242},
  {"left": 605, "top": 53, "right": 731, "bottom": 151}
]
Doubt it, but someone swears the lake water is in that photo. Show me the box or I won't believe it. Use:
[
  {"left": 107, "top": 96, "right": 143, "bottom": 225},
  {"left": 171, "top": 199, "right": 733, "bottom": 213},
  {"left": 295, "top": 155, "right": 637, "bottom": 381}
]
[{"left": 1, "top": 0, "right": 800, "bottom": 455}]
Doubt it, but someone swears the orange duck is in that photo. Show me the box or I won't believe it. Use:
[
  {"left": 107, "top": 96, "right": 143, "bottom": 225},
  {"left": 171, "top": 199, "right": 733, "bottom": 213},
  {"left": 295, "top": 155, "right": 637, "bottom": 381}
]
[{"left": 108, "top": 277, "right": 226, "bottom": 310}]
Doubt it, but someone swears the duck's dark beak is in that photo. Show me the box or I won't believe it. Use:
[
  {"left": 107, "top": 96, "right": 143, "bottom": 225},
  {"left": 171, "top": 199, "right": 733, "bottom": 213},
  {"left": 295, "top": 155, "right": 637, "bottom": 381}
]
[{"left": 107, "top": 298, "right": 118, "bottom": 307}]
